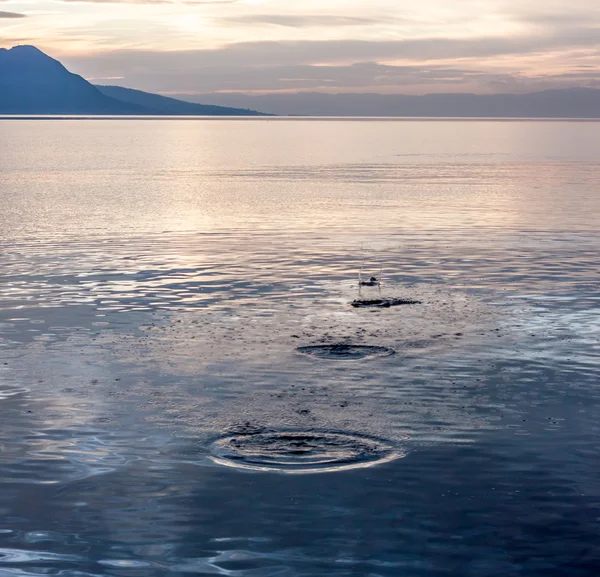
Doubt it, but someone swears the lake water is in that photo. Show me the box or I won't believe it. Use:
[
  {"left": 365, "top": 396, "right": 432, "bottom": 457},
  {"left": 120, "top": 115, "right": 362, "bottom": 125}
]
[{"left": 0, "top": 118, "right": 599, "bottom": 576}]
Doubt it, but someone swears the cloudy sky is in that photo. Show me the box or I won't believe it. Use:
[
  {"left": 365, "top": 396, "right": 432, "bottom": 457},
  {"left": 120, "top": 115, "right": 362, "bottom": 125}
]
[{"left": 1, "top": 0, "right": 600, "bottom": 95}]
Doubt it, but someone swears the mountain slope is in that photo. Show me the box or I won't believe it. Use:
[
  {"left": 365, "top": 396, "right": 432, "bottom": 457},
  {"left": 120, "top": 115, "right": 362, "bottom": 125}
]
[
  {"left": 96, "top": 85, "right": 270, "bottom": 116},
  {"left": 0, "top": 45, "right": 146, "bottom": 114},
  {"left": 0, "top": 45, "right": 266, "bottom": 116}
]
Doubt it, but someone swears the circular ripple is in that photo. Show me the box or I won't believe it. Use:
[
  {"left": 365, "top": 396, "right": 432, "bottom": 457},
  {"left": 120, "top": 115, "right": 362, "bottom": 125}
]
[
  {"left": 296, "top": 344, "right": 395, "bottom": 360},
  {"left": 210, "top": 431, "right": 402, "bottom": 473}
]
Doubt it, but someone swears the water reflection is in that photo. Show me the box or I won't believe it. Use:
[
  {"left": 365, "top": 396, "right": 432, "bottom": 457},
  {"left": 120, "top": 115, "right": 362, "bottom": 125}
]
[{"left": 0, "top": 119, "right": 599, "bottom": 575}]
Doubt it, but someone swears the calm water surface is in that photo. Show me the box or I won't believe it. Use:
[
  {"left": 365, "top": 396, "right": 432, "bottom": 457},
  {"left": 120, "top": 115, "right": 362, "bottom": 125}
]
[{"left": 0, "top": 119, "right": 599, "bottom": 576}]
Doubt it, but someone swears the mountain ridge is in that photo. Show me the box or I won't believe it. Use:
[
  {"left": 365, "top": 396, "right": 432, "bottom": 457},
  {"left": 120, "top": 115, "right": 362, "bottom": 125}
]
[
  {"left": 175, "top": 88, "right": 600, "bottom": 118},
  {"left": 0, "top": 45, "right": 267, "bottom": 116},
  {"left": 3, "top": 44, "right": 600, "bottom": 117},
  {"left": 95, "top": 85, "right": 269, "bottom": 116},
  {"left": 0, "top": 45, "right": 145, "bottom": 114}
]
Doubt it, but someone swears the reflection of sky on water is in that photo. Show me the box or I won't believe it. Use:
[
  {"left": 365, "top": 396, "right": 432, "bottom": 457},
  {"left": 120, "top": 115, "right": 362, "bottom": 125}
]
[
  {"left": 1, "top": 120, "right": 600, "bottom": 575},
  {"left": 1, "top": 235, "right": 598, "bottom": 573}
]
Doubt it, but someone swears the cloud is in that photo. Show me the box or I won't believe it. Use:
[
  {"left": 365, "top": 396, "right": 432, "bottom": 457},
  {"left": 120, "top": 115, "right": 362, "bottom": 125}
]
[
  {"left": 218, "top": 14, "right": 383, "bottom": 28},
  {"left": 48, "top": 0, "right": 168, "bottom": 3},
  {"left": 184, "top": 0, "right": 240, "bottom": 4},
  {"left": 508, "top": 3, "right": 600, "bottom": 28},
  {"left": 49, "top": 4, "right": 600, "bottom": 95},
  {"left": 64, "top": 51, "right": 600, "bottom": 96},
  {"left": 0, "top": 10, "right": 26, "bottom": 18},
  {"left": 65, "top": 28, "right": 600, "bottom": 72},
  {"left": 158, "top": 61, "right": 495, "bottom": 92},
  {"left": 43, "top": 0, "right": 237, "bottom": 3}
]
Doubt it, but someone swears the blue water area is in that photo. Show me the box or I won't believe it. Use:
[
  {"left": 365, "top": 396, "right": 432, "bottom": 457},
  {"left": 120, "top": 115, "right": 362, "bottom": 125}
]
[{"left": 0, "top": 118, "right": 599, "bottom": 576}]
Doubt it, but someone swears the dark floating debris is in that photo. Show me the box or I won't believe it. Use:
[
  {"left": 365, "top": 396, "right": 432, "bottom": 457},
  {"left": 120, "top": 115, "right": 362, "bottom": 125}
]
[
  {"left": 359, "top": 276, "right": 380, "bottom": 287},
  {"left": 296, "top": 344, "right": 395, "bottom": 360},
  {"left": 210, "top": 430, "right": 401, "bottom": 473},
  {"left": 351, "top": 298, "right": 422, "bottom": 308}
]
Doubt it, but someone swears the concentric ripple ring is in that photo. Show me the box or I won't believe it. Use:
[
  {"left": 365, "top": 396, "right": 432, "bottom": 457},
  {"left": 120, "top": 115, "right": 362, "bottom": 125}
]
[
  {"left": 209, "top": 431, "right": 403, "bottom": 474},
  {"left": 296, "top": 344, "right": 395, "bottom": 360}
]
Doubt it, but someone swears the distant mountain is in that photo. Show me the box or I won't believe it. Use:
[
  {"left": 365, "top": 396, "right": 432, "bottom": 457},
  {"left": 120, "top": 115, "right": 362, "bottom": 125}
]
[
  {"left": 0, "top": 45, "right": 266, "bottom": 116},
  {"left": 96, "top": 85, "right": 270, "bottom": 116},
  {"left": 178, "top": 88, "right": 600, "bottom": 118}
]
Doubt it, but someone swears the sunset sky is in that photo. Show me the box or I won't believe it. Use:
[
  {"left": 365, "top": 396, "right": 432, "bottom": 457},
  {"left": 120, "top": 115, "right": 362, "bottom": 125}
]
[{"left": 1, "top": 0, "right": 600, "bottom": 96}]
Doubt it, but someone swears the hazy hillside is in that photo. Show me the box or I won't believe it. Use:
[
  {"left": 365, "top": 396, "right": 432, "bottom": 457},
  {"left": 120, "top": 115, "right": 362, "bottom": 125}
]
[
  {"left": 96, "top": 85, "right": 270, "bottom": 116},
  {"left": 178, "top": 88, "right": 600, "bottom": 118}
]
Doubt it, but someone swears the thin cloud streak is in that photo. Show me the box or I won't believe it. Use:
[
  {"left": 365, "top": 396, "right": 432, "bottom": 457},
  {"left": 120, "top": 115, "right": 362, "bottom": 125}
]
[
  {"left": 65, "top": 29, "right": 600, "bottom": 70},
  {"left": 218, "top": 14, "right": 384, "bottom": 27},
  {"left": 0, "top": 10, "right": 26, "bottom": 17},
  {"left": 45, "top": 0, "right": 238, "bottom": 3}
]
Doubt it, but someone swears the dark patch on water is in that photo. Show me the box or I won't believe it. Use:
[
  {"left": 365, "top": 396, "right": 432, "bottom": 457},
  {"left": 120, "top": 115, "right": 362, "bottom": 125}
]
[
  {"left": 359, "top": 276, "right": 380, "bottom": 287},
  {"left": 209, "top": 430, "right": 401, "bottom": 473},
  {"left": 351, "top": 298, "right": 422, "bottom": 308},
  {"left": 296, "top": 344, "right": 395, "bottom": 360},
  {"left": 227, "top": 421, "right": 269, "bottom": 436}
]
